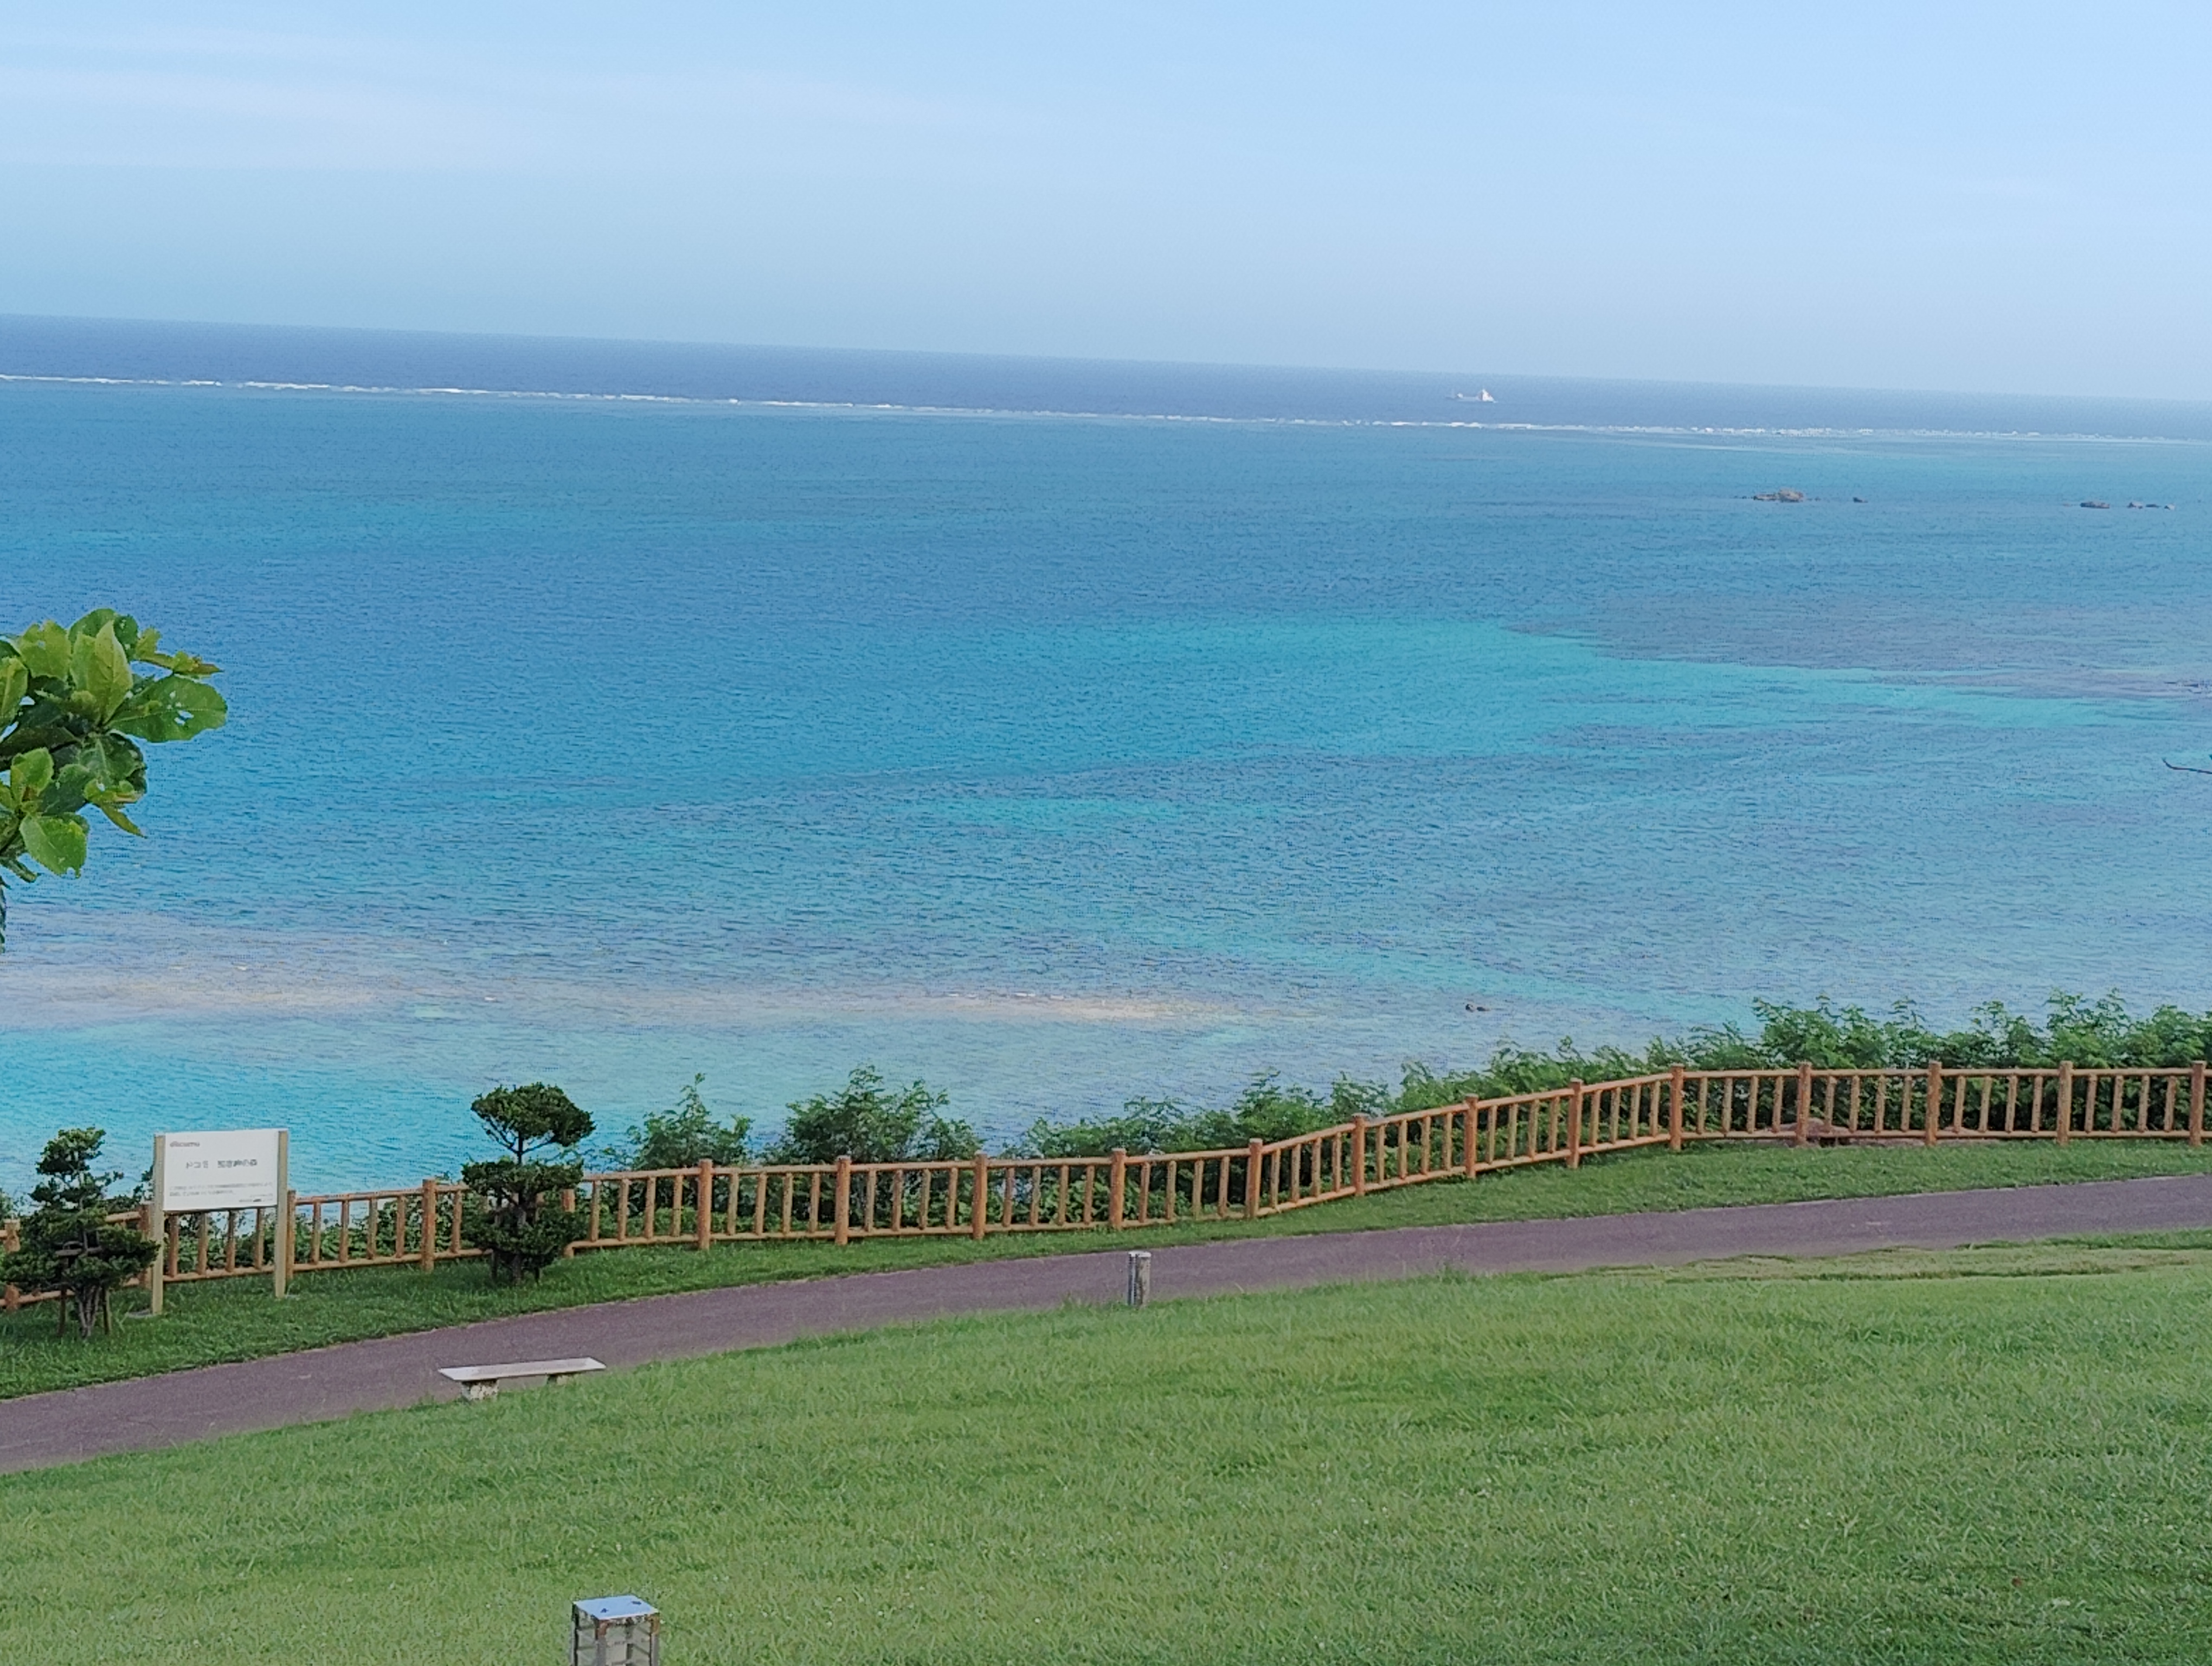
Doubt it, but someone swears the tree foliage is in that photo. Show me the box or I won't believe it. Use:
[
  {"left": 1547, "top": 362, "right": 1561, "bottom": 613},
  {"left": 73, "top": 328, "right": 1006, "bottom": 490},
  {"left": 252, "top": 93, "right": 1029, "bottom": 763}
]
[
  {"left": 601, "top": 1074, "right": 754, "bottom": 1171},
  {"left": 1, "top": 1127, "right": 159, "bottom": 1338},
  {"left": 0, "top": 611, "right": 227, "bottom": 947},
  {"left": 460, "top": 1083, "right": 593, "bottom": 1283},
  {"left": 769, "top": 1067, "right": 976, "bottom": 1165}
]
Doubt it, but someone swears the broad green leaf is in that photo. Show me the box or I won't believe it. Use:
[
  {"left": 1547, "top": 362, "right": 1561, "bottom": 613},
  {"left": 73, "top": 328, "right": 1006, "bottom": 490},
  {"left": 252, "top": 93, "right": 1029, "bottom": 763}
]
[
  {"left": 93, "top": 801, "right": 144, "bottom": 836},
  {"left": 66, "top": 609, "right": 138, "bottom": 653},
  {"left": 9, "top": 747, "right": 53, "bottom": 802},
  {"left": 111, "top": 675, "right": 228, "bottom": 743},
  {"left": 0, "top": 655, "right": 25, "bottom": 714},
  {"left": 54, "top": 761, "right": 99, "bottom": 811},
  {"left": 20, "top": 812, "right": 87, "bottom": 875},
  {"left": 11, "top": 621, "right": 69, "bottom": 682},
  {"left": 74, "top": 624, "right": 133, "bottom": 720}
]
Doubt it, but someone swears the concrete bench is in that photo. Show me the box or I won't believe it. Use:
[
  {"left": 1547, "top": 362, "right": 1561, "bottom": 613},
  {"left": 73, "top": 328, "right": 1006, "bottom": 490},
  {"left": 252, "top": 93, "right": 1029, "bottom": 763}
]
[{"left": 438, "top": 1356, "right": 605, "bottom": 1401}]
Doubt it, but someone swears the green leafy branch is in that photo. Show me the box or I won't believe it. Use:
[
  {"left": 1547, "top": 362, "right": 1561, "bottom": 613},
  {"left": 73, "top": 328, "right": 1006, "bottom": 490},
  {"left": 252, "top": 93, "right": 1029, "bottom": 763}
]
[{"left": 0, "top": 610, "right": 227, "bottom": 947}]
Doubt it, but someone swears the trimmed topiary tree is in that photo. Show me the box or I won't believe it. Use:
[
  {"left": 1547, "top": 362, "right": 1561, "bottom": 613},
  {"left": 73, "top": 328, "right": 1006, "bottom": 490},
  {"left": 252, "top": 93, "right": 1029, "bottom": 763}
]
[
  {"left": 3, "top": 1127, "right": 160, "bottom": 1337},
  {"left": 461, "top": 1084, "right": 593, "bottom": 1283}
]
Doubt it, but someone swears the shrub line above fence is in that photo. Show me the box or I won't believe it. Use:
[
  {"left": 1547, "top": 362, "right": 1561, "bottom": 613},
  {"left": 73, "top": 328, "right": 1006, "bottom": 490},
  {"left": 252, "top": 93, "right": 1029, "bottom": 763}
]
[{"left": 5, "top": 1060, "right": 2206, "bottom": 1310}]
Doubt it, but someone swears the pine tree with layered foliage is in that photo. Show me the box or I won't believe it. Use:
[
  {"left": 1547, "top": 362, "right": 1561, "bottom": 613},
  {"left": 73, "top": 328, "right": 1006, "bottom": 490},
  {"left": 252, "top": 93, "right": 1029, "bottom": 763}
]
[
  {"left": 461, "top": 1084, "right": 594, "bottom": 1283},
  {"left": 2, "top": 1127, "right": 159, "bottom": 1338}
]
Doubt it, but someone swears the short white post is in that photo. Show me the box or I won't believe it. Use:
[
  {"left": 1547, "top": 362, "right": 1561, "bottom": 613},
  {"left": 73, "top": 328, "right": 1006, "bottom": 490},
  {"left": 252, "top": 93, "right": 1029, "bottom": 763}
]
[{"left": 1126, "top": 1249, "right": 1152, "bottom": 1309}]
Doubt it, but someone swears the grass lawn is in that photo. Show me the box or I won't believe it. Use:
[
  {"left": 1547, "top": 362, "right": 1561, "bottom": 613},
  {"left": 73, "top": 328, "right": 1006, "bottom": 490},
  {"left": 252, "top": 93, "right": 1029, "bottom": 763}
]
[
  {"left": 7, "top": 1242, "right": 2212, "bottom": 1663},
  {"left": 5, "top": 1136, "right": 2211, "bottom": 1400}
]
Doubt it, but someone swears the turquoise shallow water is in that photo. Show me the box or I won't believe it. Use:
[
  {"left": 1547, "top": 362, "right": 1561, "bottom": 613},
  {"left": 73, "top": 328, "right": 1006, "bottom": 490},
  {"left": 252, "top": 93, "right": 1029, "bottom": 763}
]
[{"left": 3, "top": 325, "right": 2210, "bottom": 1187}]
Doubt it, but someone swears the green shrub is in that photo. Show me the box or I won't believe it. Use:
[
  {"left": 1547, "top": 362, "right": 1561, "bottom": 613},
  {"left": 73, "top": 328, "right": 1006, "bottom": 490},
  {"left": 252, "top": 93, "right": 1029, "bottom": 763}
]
[
  {"left": 1019, "top": 1073, "right": 1379, "bottom": 1157},
  {"left": 602, "top": 1075, "right": 753, "bottom": 1171},
  {"left": 768, "top": 1068, "right": 976, "bottom": 1165}
]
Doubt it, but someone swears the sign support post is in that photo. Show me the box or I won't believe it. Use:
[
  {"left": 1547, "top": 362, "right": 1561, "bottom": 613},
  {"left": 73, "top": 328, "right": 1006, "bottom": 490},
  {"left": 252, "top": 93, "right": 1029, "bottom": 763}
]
[
  {"left": 147, "top": 1135, "right": 168, "bottom": 1318},
  {"left": 273, "top": 1130, "right": 290, "bottom": 1299}
]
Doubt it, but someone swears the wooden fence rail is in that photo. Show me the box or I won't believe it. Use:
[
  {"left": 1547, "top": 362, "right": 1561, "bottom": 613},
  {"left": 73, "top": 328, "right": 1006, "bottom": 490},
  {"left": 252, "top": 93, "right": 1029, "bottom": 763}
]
[{"left": 5, "top": 1061, "right": 2207, "bottom": 1310}]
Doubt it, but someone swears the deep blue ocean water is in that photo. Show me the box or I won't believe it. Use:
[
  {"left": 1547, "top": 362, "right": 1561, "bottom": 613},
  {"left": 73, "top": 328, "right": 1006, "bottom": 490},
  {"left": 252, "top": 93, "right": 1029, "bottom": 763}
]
[{"left": 3, "top": 317, "right": 2210, "bottom": 1189}]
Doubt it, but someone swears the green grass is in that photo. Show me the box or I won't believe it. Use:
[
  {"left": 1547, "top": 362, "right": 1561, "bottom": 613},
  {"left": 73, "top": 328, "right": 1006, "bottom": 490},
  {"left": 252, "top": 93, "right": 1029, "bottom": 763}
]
[
  {"left": 6, "top": 1136, "right": 2210, "bottom": 1401},
  {"left": 9, "top": 1244, "right": 2212, "bottom": 1663}
]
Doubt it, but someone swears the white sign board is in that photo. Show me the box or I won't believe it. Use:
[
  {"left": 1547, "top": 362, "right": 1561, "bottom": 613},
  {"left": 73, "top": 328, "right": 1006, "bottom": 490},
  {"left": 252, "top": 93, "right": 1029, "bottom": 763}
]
[{"left": 156, "top": 1129, "right": 286, "bottom": 1213}]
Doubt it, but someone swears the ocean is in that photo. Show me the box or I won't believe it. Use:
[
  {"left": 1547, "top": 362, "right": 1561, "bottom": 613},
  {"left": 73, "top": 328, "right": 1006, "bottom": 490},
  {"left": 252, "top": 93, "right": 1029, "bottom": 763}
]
[{"left": 3, "top": 315, "right": 2209, "bottom": 1190}]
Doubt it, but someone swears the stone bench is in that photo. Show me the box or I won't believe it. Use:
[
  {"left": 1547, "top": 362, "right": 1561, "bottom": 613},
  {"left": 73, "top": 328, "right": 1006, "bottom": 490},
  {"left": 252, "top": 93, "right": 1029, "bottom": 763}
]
[{"left": 438, "top": 1356, "right": 606, "bottom": 1401}]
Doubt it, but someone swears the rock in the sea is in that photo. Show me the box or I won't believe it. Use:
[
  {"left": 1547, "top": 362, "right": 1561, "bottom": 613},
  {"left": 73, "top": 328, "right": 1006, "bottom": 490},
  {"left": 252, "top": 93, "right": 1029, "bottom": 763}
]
[
  {"left": 2080, "top": 499, "right": 2110, "bottom": 509},
  {"left": 1751, "top": 488, "right": 1806, "bottom": 502}
]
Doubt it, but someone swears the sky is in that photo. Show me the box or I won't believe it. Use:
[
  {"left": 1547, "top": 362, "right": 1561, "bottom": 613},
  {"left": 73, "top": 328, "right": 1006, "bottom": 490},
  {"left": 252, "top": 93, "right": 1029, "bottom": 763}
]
[{"left": 1, "top": 3, "right": 2208, "bottom": 399}]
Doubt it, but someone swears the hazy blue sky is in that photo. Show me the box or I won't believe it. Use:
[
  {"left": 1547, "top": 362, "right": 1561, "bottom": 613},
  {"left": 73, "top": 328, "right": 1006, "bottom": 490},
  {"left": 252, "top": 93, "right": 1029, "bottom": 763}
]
[{"left": 3, "top": 3, "right": 2207, "bottom": 397}]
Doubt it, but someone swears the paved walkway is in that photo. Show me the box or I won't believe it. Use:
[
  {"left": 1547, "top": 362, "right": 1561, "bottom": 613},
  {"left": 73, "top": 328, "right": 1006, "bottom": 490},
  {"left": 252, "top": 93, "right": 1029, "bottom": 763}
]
[{"left": 7, "top": 1173, "right": 2212, "bottom": 1475}]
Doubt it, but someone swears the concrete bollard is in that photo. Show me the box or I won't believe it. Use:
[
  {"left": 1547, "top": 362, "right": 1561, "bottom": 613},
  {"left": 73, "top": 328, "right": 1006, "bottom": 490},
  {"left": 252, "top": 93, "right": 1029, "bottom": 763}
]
[{"left": 1126, "top": 1250, "right": 1152, "bottom": 1309}]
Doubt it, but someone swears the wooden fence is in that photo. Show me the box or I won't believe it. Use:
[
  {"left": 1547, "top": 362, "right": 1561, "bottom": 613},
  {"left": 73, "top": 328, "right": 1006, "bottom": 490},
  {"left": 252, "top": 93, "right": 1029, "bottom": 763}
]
[{"left": 5, "top": 1060, "right": 2207, "bottom": 1310}]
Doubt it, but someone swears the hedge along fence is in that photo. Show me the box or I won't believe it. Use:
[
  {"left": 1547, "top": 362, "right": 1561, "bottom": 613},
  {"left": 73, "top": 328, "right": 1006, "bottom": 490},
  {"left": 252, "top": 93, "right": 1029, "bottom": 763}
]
[{"left": 5, "top": 1060, "right": 2209, "bottom": 1310}]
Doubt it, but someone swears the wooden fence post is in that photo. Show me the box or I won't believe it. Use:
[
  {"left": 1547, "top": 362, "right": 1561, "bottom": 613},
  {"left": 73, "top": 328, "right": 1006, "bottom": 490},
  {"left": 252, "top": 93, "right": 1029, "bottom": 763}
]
[
  {"left": 2191, "top": 1061, "right": 2205, "bottom": 1149},
  {"left": 1351, "top": 1116, "right": 1368, "bottom": 1195},
  {"left": 971, "top": 1153, "right": 991, "bottom": 1240},
  {"left": 2, "top": 1216, "right": 16, "bottom": 1314},
  {"left": 1924, "top": 1060, "right": 1943, "bottom": 1146},
  {"left": 1566, "top": 1080, "right": 1583, "bottom": 1169},
  {"left": 832, "top": 1156, "right": 852, "bottom": 1247},
  {"left": 276, "top": 1189, "right": 295, "bottom": 1299},
  {"left": 1244, "top": 1139, "right": 1263, "bottom": 1219},
  {"left": 2055, "top": 1061, "right": 2073, "bottom": 1146},
  {"left": 1108, "top": 1149, "right": 1129, "bottom": 1229},
  {"left": 138, "top": 1197, "right": 164, "bottom": 1317},
  {"left": 1463, "top": 1099, "right": 1481, "bottom": 1177},
  {"left": 420, "top": 1178, "right": 439, "bottom": 1272},
  {"left": 1669, "top": 1065, "right": 1686, "bottom": 1151},
  {"left": 695, "top": 1160, "right": 716, "bottom": 1251},
  {"left": 1795, "top": 1060, "right": 1814, "bottom": 1146}
]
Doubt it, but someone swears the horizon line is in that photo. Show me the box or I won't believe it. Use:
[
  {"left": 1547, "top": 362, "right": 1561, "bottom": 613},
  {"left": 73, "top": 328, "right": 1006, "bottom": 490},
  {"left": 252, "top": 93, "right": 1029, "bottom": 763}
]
[{"left": 7, "top": 309, "right": 2211, "bottom": 416}]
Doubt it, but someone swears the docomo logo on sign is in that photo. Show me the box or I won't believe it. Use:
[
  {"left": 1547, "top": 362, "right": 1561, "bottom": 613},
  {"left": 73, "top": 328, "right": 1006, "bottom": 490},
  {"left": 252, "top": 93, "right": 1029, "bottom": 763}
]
[{"left": 156, "top": 1129, "right": 287, "bottom": 1213}]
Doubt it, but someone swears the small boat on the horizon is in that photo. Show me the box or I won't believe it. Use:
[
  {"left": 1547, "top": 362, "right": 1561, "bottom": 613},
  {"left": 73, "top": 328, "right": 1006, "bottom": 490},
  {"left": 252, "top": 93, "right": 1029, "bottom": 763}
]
[{"left": 1451, "top": 389, "right": 1496, "bottom": 402}]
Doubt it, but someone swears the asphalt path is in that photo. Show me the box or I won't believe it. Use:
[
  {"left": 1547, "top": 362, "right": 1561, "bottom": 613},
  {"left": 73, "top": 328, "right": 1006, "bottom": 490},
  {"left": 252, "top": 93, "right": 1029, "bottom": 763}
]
[{"left": 7, "top": 1172, "right": 2211, "bottom": 1475}]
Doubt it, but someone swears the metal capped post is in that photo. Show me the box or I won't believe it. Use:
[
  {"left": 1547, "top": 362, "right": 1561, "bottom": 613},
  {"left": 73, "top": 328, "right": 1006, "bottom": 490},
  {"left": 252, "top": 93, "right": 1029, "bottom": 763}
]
[
  {"left": 572, "top": 1596, "right": 659, "bottom": 1666},
  {"left": 1126, "top": 1249, "right": 1152, "bottom": 1309}
]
